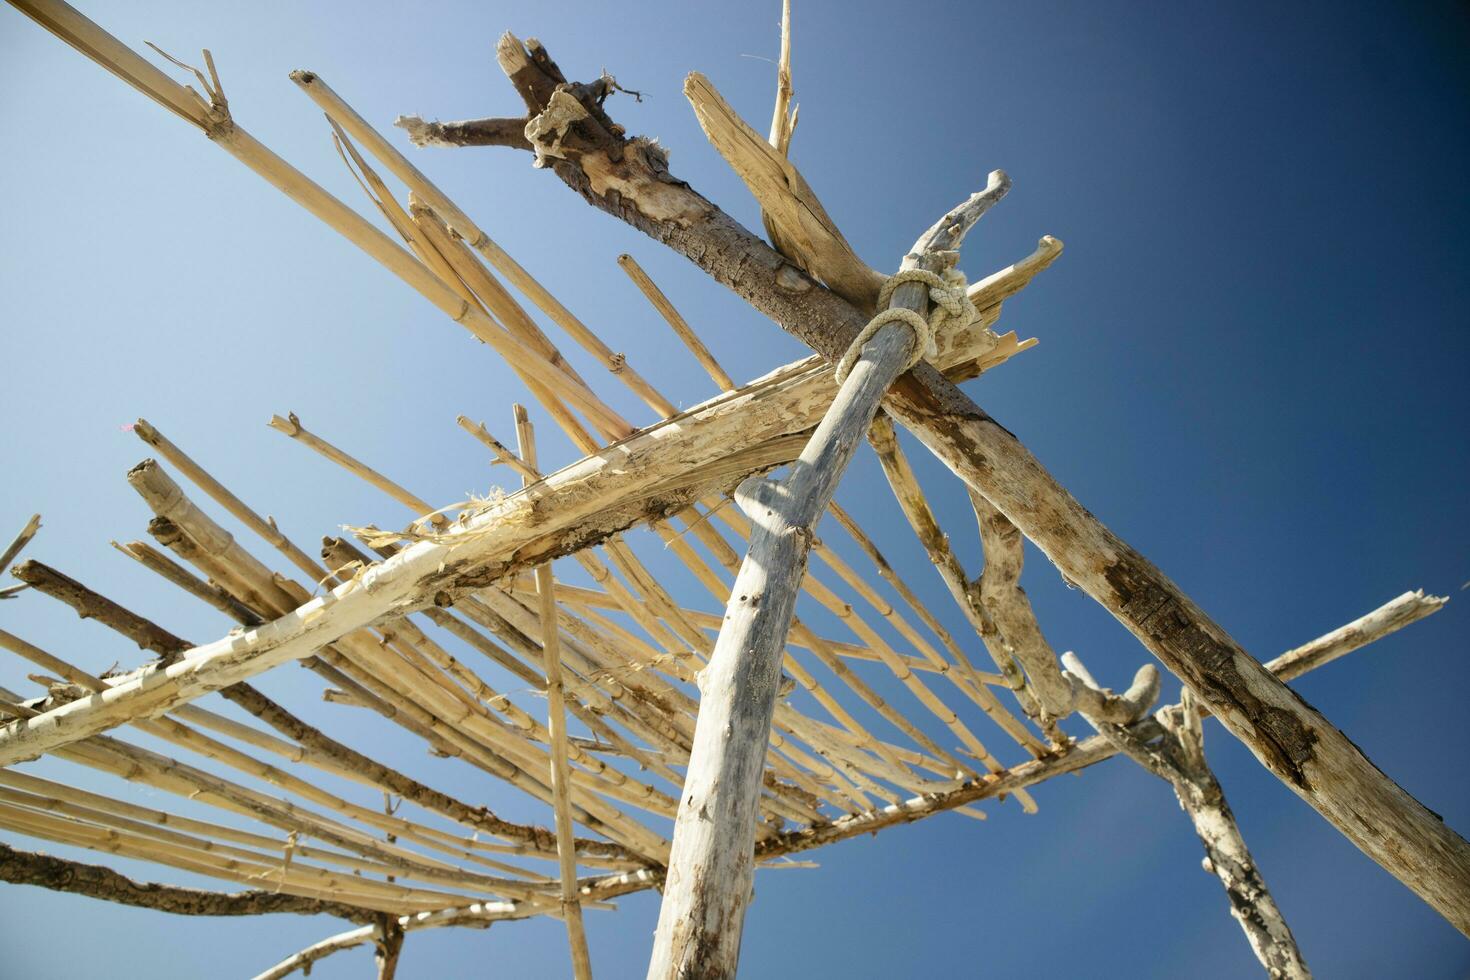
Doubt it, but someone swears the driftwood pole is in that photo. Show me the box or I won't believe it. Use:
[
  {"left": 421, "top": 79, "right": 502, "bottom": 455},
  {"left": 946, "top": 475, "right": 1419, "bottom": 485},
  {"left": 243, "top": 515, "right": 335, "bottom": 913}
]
[
  {"left": 1064, "top": 654, "right": 1311, "bottom": 978},
  {"left": 647, "top": 178, "right": 1007, "bottom": 978},
  {"left": 406, "top": 37, "right": 1470, "bottom": 933}
]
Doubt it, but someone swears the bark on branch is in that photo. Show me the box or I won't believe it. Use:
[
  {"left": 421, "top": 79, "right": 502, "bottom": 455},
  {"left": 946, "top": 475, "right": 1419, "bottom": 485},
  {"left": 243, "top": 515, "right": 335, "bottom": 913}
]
[{"left": 0, "top": 839, "right": 376, "bottom": 921}]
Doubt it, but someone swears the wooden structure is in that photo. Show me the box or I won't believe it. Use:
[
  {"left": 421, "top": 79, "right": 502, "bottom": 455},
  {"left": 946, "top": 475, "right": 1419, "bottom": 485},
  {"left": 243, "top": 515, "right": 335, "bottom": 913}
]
[{"left": 1, "top": 2, "right": 1465, "bottom": 977}]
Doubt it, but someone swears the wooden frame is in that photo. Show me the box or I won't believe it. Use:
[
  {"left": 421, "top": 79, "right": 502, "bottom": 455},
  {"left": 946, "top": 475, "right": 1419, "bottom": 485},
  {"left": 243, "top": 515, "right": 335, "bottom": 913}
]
[{"left": 1, "top": 2, "right": 1463, "bottom": 977}]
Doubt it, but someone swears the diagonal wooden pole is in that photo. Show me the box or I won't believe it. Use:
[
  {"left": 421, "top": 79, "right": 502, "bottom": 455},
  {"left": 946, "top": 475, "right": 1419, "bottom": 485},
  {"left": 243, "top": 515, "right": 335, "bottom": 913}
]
[
  {"left": 516, "top": 406, "right": 594, "bottom": 980},
  {"left": 646, "top": 178, "right": 1008, "bottom": 979}
]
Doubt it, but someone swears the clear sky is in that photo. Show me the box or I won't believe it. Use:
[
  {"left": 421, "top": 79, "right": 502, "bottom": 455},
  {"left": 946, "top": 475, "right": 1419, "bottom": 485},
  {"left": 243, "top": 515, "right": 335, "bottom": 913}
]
[{"left": 1, "top": 1, "right": 1468, "bottom": 977}]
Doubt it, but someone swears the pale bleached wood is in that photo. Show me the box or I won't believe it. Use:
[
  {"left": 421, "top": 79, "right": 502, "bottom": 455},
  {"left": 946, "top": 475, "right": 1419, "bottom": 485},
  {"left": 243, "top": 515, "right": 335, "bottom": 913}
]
[
  {"left": 648, "top": 176, "right": 1005, "bottom": 973},
  {"left": 684, "top": 71, "right": 881, "bottom": 308},
  {"left": 265, "top": 416, "right": 690, "bottom": 811},
  {"left": 969, "top": 490, "right": 1075, "bottom": 721},
  {"left": 1157, "top": 691, "right": 1312, "bottom": 979},
  {"left": 864, "top": 415, "right": 1045, "bottom": 721},
  {"left": 1066, "top": 655, "right": 1310, "bottom": 979},
  {"left": 0, "top": 630, "right": 548, "bottom": 896},
  {"left": 249, "top": 898, "right": 548, "bottom": 980},
  {"left": 510, "top": 587, "right": 1447, "bottom": 912},
  {"left": 11, "top": 3, "right": 1458, "bottom": 940},
  {"left": 648, "top": 318, "right": 922, "bottom": 978},
  {"left": 516, "top": 405, "right": 594, "bottom": 980},
  {"left": 1264, "top": 590, "right": 1445, "bottom": 682},
  {"left": 12, "top": 556, "right": 572, "bottom": 877},
  {"left": 1062, "top": 652, "right": 1160, "bottom": 727},
  {"left": 125, "top": 459, "right": 670, "bottom": 858},
  {"left": 0, "top": 803, "right": 457, "bottom": 915},
  {"left": 459, "top": 38, "right": 1470, "bottom": 927},
  {"left": 765, "top": 0, "right": 795, "bottom": 159}
]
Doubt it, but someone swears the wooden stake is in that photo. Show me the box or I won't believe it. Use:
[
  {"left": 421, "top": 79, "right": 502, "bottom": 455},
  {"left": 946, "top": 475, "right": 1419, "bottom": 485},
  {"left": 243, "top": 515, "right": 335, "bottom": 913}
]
[{"left": 516, "top": 405, "right": 594, "bottom": 980}]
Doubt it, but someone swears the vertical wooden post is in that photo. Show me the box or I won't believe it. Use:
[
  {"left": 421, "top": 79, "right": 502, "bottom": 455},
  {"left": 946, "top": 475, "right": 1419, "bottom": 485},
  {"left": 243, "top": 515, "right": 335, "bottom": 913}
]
[
  {"left": 516, "top": 405, "right": 594, "bottom": 980},
  {"left": 373, "top": 913, "right": 405, "bottom": 980},
  {"left": 647, "top": 180, "right": 1008, "bottom": 979}
]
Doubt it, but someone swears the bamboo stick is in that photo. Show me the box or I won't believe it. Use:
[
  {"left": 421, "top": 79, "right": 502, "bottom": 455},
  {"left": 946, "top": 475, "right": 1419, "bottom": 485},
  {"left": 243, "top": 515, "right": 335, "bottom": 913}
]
[
  {"left": 864, "top": 416, "right": 1047, "bottom": 720},
  {"left": 288, "top": 70, "right": 673, "bottom": 418},
  {"left": 0, "top": 630, "right": 548, "bottom": 896},
  {"left": 136, "top": 423, "right": 674, "bottom": 829},
  {"left": 124, "top": 467, "right": 662, "bottom": 861},
  {"left": 132, "top": 419, "right": 327, "bottom": 583},
  {"left": 260, "top": 427, "right": 683, "bottom": 809},
  {"left": 617, "top": 253, "right": 734, "bottom": 391},
  {"left": 459, "top": 429, "right": 844, "bottom": 819},
  {"left": 115, "top": 537, "right": 614, "bottom": 870},
  {"left": 0, "top": 802, "right": 462, "bottom": 913},
  {"left": 517, "top": 406, "right": 594, "bottom": 980},
  {"left": 825, "top": 502, "right": 1042, "bottom": 752}
]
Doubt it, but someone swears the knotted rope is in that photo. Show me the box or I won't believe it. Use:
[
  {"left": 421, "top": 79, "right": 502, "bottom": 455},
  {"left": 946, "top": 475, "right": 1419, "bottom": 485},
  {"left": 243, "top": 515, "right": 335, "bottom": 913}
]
[{"left": 833, "top": 255, "right": 976, "bottom": 383}]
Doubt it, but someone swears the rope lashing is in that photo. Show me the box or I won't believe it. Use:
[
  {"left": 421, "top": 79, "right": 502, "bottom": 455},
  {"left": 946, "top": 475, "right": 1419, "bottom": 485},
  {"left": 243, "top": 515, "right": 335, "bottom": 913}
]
[{"left": 833, "top": 257, "right": 977, "bottom": 383}]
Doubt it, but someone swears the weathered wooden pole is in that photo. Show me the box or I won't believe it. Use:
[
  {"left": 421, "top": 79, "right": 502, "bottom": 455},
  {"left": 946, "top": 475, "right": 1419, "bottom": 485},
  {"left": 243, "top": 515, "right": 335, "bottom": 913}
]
[
  {"left": 646, "top": 177, "right": 1008, "bottom": 979},
  {"left": 1064, "top": 654, "right": 1311, "bottom": 979}
]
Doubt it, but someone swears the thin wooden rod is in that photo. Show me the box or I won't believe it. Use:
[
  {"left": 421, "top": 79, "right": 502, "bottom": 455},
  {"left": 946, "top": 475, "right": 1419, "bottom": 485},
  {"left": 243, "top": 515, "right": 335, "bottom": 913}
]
[
  {"left": 132, "top": 420, "right": 327, "bottom": 583},
  {"left": 0, "top": 513, "right": 41, "bottom": 574},
  {"left": 517, "top": 406, "right": 594, "bottom": 980},
  {"left": 0, "top": 630, "right": 544, "bottom": 896},
  {"left": 288, "top": 69, "right": 672, "bottom": 419},
  {"left": 617, "top": 253, "right": 735, "bottom": 391},
  {"left": 824, "top": 501, "right": 1044, "bottom": 754},
  {"left": 116, "top": 539, "right": 613, "bottom": 867}
]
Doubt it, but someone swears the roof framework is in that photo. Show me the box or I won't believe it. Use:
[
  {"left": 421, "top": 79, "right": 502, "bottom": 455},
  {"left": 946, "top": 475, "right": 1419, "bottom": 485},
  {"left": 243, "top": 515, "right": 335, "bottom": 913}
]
[{"left": 0, "top": 2, "right": 1464, "bottom": 977}]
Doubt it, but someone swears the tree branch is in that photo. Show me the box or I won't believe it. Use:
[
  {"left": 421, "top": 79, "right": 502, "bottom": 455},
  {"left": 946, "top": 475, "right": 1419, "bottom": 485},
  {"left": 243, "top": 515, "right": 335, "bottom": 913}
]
[
  {"left": 396, "top": 114, "right": 532, "bottom": 150},
  {"left": 0, "top": 840, "right": 375, "bottom": 922},
  {"left": 1067, "top": 655, "right": 1311, "bottom": 978}
]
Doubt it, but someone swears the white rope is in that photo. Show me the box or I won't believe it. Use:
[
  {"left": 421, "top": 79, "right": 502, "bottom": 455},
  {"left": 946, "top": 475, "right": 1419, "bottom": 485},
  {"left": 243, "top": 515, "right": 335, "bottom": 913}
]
[{"left": 833, "top": 258, "right": 976, "bottom": 383}]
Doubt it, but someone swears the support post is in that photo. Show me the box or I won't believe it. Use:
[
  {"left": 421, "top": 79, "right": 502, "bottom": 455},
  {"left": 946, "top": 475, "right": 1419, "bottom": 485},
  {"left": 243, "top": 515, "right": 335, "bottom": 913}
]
[{"left": 647, "top": 182, "right": 1005, "bottom": 978}]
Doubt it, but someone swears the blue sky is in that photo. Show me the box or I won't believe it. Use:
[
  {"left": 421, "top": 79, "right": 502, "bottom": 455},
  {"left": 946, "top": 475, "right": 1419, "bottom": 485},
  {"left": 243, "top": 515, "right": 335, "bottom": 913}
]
[{"left": 1, "top": 0, "right": 1467, "bottom": 976}]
